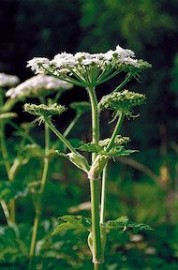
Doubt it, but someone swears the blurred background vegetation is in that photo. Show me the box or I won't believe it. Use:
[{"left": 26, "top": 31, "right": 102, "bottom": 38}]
[{"left": 0, "top": 0, "right": 178, "bottom": 269}]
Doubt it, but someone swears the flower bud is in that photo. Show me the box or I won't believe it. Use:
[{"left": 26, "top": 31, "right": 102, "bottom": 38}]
[
  {"left": 88, "top": 155, "right": 109, "bottom": 180},
  {"left": 99, "top": 90, "right": 146, "bottom": 116},
  {"left": 67, "top": 152, "right": 89, "bottom": 173},
  {"left": 24, "top": 103, "right": 66, "bottom": 118}
]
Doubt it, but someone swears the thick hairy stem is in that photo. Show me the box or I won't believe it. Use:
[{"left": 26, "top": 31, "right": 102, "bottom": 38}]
[
  {"left": 87, "top": 87, "right": 103, "bottom": 269},
  {"left": 28, "top": 122, "right": 50, "bottom": 270},
  {"left": 90, "top": 179, "right": 103, "bottom": 267},
  {"left": 87, "top": 87, "right": 99, "bottom": 146}
]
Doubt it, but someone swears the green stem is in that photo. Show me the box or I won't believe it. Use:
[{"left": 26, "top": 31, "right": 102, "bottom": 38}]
[
  {"left": 87, "top": 87, "right": 99, "bottom": 146},
  {"left": 107, "top": 112, "right": 124, "bottom": 151},
  {"left": 0, "top": 200, "right": 12, "bottom": 226},
  {"left": 100, "top": 165, "right": 108, "bottom": 224},
  {"left": 87, "top": 87, "right": 103, "bottom": 269},
  {"left": 0, "top": 121, "right": 11, "bottom": 176},
  {"left": 0, "top": 120, "right": 15, "bottom": 224},
  {"left": 100, "top": 112, "right": 124, "bottom": 225},
  {"left": 3, "top": 98, "right": 17, "bottom": 112},
  {"left": 90, "top": 179, "right": 103, "bottom": 268},
  {"left": 28, "top": 122, "right": 50, "bottom": 270},
  {"left": 28, "top": 213, "right": 40, "bottom": 270},
  {"left": 63, "top": 114, "right": 80, "bottom": 137},
  {"left": 114, "top": 72, "right": 133, "bottom": 92},
  {"left": 45, "top": 118, "right": 78, "bottom": 154}
]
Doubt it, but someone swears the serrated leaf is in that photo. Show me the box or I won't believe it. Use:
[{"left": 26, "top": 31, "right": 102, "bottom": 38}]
[
  {"left": 52, "top": 215, "right": 91, "bottom": 236},
  {"left": 101, "top": 216, "right": 129, "bottom": 230},
  {"left": 108, "top": 147, "right": 138, "bottom": 157},
  {"left": 128, "top": 222, "right": 153, "bottom": 233},
  {"left": 101, "top": 216, "right": 152, "bottom": 232},
  {"left": 0, "top": 181, "right": 29, "bottom": 202},
  {"left": 78, "top": 142, "right": 137, "bottom": 158},
  {"left": 78, "top": 143, "right": 103, "bottom": 153}
]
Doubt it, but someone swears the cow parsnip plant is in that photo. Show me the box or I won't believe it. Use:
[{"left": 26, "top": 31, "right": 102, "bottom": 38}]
[{"left": 25, "top": 44, "right": 151, "bottom": 270}]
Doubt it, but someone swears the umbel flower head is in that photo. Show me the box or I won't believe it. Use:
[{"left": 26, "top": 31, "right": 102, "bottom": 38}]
[
  {"left": 6, "top": 75, "right": 72, "bottom": 99},
  {"left": 0, "top": 73, "right": 20, "bottom": 88},
  {"left": 24, "top": 103, "right": 66, "bottom": 119},
  {"left": 99, "top": 90, "right": 146, "bottom": 116},
  {"left": 27, "top": 44, "right": 151, "bottom": 87}
]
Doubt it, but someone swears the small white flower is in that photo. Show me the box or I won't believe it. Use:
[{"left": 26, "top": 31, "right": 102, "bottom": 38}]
[
  {"left": 0, "top": 73, "right": 20, "bottom": 88},
  {"left": 75, "top": 52, "right": 90, "bottom": 60},
  {"left": 6, "top": 75, "right": 72, "bottom": 99},
  {"left": 104, "top": 50, "right": 114, "bottom": 60},
  {"left": 116, "top": 45, "right": 135, "bottom": 58},
  {"left": 27, "top": 58, "right": 51, "bottom": 74}
]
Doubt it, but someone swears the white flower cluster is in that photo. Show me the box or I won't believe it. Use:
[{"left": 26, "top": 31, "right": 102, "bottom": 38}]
[
  {"left": 0, "top": 73, "right": 20, "bottom": 88},
  {"left": 27, "top": 45, "right": 151, "bottom": 87},
  {"left": 6, "top": 75, "right": 73, "bottom": 99}
]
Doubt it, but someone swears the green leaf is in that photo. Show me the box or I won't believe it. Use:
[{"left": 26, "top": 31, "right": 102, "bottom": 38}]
[
  {"left": 108, "top": 147, "right": 138, "bottom": 157},
  {"left": 101, "top": 216, "right": 152, "bottom": 232},
  {"left": 52, "top": 215, "right": 91, "bottom": 236},
  {"left": 78, "top": 143, "right": 103, "bottom": 153},
  {"left": 78, "top": 142, "right": 137, "bottom": 157},
  {"left": 0, "top": 181, "right": 29, "bottom": 202},
  {"left": 24, "top": 144, "right": 43, "bottom": 156}
]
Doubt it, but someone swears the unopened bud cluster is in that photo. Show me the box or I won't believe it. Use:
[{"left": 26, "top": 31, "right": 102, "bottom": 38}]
[
  {"left": 99, "top": 90, "right": 146, "bottom": 116},
  {"left": 24, "top": 103, "right": 66, "bottom": 118}
]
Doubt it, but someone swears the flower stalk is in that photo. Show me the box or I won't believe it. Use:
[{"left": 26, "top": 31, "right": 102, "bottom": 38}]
[
  {"left": 0, "top": 120, "right": 16, "bottom": 224},
  {"left": 28, "top": 121, "right": 50, "bottom": 270}
]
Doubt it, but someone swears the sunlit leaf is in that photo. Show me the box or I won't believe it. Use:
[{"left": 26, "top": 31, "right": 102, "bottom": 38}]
[
  {"left": 101, "top": 216, "right": 152, "bottom": 233},
  {"left": 52, "top": 215, "right": 91, "bottom": 236}
]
